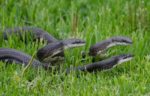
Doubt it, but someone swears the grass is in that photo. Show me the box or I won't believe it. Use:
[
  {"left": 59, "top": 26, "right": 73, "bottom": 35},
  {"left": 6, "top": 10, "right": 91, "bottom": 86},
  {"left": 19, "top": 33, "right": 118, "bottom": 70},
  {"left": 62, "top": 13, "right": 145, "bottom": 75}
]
[{"left": 0, "top": 0, "right": 150, "bottom": 95}]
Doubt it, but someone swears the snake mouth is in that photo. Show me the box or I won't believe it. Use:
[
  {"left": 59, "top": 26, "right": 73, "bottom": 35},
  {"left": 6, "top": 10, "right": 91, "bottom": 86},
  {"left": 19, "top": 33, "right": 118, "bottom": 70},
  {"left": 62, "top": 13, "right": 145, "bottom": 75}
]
[
  {"left": 93, "top": 42, "right": 132, "bottom": 56},
  {"left": 62, "top": 38, "right": 86, "bottom": 49},
  {"left": 117, "top": 54, "right": 134, "bottom": 64},
  {"left": 63, "top": 43, "right": 85, "bottom": 49},
  {"left": 111, "top": 36, "right": 133, "bottom": 44},
  {"left": 107, "top": 41, "right": 132, "bottom": 48},
  {"left": 89, "top": 36, "right": 133, "bottom": 56}
]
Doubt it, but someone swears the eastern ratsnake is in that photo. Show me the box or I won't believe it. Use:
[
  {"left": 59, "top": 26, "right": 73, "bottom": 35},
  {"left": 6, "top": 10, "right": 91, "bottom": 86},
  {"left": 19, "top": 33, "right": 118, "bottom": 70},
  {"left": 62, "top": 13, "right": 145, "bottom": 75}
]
[{"left": 1, "top": 26, "right": 134, "bottom": 73}]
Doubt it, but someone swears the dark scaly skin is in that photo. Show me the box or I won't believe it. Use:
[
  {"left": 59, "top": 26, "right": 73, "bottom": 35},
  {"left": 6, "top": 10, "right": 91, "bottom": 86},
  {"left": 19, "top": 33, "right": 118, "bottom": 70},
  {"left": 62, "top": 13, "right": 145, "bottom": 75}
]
[
  {"left": 2, "top": 27, "right": 86, "bottom": 67},
  {"left": 2, "top": 27, "right": 134, "bottom": 73},
  {"left": 66, "top": 54, "right": 133, "bottom": 73},
  {"left": 37, "top": 38, "right": 85, "bottom": 63},
  {"left": 0, "top": 48, "right": 133, "bottom": 73},
  {"left": 3, "top": 26, "right": 65, "bottom": 63},
  {"left": 89, "top": 36, "right": 132, "bottom": 56},
  {"left": 3, "top": 26, "right": 57, "bottom": 43},
  {"left": 3, "top": 27, "right": 86, "bottom": 65},
  {"left": 0, "top": 48, "right": 44, "bottom": 68},
  {"left": 3, "top": 27, "right": 86, "bottom": 61},
  {"left": 37, "top": 41, "right": 64, "bottom": 63}
]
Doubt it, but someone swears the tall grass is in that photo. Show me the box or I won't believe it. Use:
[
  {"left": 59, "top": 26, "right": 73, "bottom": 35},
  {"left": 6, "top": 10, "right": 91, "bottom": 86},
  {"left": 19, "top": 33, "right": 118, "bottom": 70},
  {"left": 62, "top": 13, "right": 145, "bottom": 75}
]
[{"left": 0, "top": 0, "right": 150, "bottom": 95}]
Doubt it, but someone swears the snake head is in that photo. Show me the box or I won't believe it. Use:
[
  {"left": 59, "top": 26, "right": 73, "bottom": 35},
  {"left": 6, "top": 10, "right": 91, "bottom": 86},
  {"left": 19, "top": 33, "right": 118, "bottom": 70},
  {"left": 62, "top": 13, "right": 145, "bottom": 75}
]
[
  {"left": 66, "top": 54, "right": 134, "bottom": 74},
  {"left": 110, "top": 36, "right": 132, "bottom": 46},
  {"left": 116, "top": 54, "right": 134, "bottom": 65},
  {"left": 62, "top": 38, "right": 86, "bottom": 49},
  {"left": 36, "top": 38, "right": 85, "bottom": 63},
  {"left": 89, "top": 36, "right": 133, "bottom": 56}
]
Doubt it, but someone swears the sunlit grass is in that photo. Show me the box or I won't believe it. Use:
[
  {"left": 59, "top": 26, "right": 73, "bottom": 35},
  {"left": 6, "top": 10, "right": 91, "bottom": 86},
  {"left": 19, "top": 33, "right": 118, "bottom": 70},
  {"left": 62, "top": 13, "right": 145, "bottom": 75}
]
[{"left": 0, "top": 0, "right": 150, "bottom": 95}]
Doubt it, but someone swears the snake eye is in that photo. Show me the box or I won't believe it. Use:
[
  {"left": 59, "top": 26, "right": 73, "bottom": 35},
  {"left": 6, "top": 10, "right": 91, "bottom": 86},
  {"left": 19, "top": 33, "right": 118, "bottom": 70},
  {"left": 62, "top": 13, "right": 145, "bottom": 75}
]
[{"left": 119, "top": 54, "right": 134, "bottom": 60}]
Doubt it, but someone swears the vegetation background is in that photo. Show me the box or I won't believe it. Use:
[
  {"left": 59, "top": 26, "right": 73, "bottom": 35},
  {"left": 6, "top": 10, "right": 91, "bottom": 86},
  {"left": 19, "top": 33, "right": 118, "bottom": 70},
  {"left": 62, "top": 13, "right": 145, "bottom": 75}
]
[{"left": 0, "top": 0, "right": 150, "bottom": 95}]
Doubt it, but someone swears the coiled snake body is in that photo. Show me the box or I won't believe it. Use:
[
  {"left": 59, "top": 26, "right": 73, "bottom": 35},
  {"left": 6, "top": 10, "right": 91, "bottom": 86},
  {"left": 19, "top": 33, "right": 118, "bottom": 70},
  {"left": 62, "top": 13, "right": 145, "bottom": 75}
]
[{"left": 1, "top": 26, "right": 134, "bottom": 73}]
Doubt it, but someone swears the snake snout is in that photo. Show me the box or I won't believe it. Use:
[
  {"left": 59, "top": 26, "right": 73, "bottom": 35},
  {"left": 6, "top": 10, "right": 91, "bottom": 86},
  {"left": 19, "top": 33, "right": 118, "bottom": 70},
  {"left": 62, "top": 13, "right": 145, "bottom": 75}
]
[
  {"left": 116, "top": 54, "right": 134, "bottom": 64},
  {"left": 111, "top": 36, "right": 133, "bottom": 45},
  {"left": 63, "top": 38, "right": 86, "bottom": 49}
]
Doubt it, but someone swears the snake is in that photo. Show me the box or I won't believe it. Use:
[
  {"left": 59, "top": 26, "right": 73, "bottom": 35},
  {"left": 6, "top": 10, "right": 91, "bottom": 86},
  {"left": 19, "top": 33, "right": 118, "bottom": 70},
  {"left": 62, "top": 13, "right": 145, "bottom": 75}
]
[
  {"left": 3, "top": 26, "right": 57, "bottom": 43},
  {"left": 89, "top": 36, "right": 132, "bottom": 56},
  {"left": 66, "top": 54, "right": 133, "bottom": 73},
  {"left": 37, "top": 38, "right": 85, "bottom": 63},
  {"left": 0, "top": 48, "right": 133, "bottom": 73},
  {"left": 1, "top": 26, "right": 134, "bottom": 73}
]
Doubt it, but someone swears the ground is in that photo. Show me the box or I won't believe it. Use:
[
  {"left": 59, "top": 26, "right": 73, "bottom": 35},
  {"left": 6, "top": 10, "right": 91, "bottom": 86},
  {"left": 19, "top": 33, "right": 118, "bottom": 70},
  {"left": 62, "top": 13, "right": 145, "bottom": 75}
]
[{"left": 0, "top": 0, "right": 150, "bottom": 95}]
